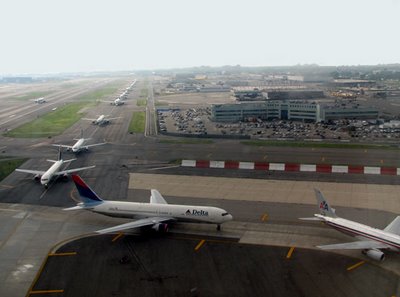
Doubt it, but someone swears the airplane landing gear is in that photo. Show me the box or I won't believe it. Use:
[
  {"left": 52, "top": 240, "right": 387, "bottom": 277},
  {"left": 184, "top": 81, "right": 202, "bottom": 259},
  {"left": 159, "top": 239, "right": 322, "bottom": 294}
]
[{"left": 217, "top": 224, "right": 221, "bottom": 231}]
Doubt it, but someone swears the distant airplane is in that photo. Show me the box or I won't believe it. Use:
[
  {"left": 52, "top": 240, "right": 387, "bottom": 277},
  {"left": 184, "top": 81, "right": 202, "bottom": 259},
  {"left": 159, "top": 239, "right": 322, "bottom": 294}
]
[
  {"left": 65, "top": 175, "right": 233, "bottom": 234},
  {"left": 52, "top": 130, "right": 106, "bottom": 153},
  {"left": 300, "top": 189, "right": 400, "bottom": 261},
  {"left": 103, "top": 97, "right": 125, "bottom": 106},
  {"left": 33, "top": 97, "right": 46, "bottom": 104},
  {"left": 82, "top": 114, "right": 120, "bottom": 126},
  {"left": 15, "top": 148, "right": 95, "bottom": 188}
]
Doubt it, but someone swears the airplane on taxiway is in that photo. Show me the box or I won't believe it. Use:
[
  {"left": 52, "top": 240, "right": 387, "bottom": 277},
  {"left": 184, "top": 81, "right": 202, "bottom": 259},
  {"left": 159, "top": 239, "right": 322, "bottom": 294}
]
[
  {"left": 82, "top": 114, "right": 120, "bottom": 126},
  {"left": 52, "top": 130, "right": 106, "bottom": 153},
  {"left": 33, "top": 97, "right": 46, "bottom": 104},
  {"left": 301, "top": 189, "right": 400, "bottom": 261},
  {"left": 103, "top": 97, "right": 125, "bottom": 106},
  {"left": 15, "top": 149, "right": 95, "bottom": 188},
  {"left": 65, "top": 175, "right": 233, "bottom": 234}
]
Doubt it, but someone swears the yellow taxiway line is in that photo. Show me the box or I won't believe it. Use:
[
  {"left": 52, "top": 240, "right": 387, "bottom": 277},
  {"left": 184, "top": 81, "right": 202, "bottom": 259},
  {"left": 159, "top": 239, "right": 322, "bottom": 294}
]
[
  {"left": 261, "top": 213, "right": 268, "bottom": 222},
  {"left": 112, "top": 232, "right": 124, "bottom": 242},
  {"left": 29, "top": 289, "right": 64, "bottom": 295},
  {"left": 286, "top": 247, "right": 295, "bottom": 259},
  {"left": 194, "top": 239, "right": 206, "bottom": 251},
  {"left": 48, "top": 252, "right": 77, "bottom": 257},
  {"left": 346, "top": 260, "right": 365, "bottom": 271}
]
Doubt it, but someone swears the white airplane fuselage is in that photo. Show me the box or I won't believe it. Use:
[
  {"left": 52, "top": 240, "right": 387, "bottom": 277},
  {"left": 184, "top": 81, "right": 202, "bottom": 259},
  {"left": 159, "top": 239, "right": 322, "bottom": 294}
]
[
  {"left": 318, "top": 215, "right": 400, "bottom": 251},
  {"left": 40, "top": 161, "right": 64, "bottom": 186},
  {"left": 87, "top": 201, "right": 232, "bottom": 225},
  {"left": 71, "top": 139, "right": 86, "bottom": 153},
  {"left": 95, "top": 115, "right": 106, "bottom": 125},
  {"left": 114, "top": 98, "right": 124, "bottom": 105}
]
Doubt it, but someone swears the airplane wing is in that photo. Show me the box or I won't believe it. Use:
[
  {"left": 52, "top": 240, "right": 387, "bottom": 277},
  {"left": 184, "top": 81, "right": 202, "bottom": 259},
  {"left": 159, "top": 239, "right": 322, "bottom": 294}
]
[
  {"left": 15, "top": 169, "right": 46, "bottom": 175},
  {"left": 56, "top": 165, "right": 95, "bottom": 175},
  {"left": 106, "top": 117, "right": 121, "bottom": 121},
  {"left": 96, "top": 217, "right": 173, "bottom": 234},
  {"left": 52, "top": 144, "right": 73, "bottom": 149},
  {"left": 82, "top": 118, "right": 97, "bottom": 121},
  {"left": 317, "top": 240, "right": 390, "bottom": 250},
  {"left": 85, "top": 143, "right": 106, "bottom": 148}
]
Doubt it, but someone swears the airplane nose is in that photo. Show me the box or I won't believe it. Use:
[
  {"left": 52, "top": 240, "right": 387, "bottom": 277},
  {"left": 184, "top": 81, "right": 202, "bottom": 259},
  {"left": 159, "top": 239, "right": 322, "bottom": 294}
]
[{"left": 226, "top": 214, "right": 233, "bottom": 221}]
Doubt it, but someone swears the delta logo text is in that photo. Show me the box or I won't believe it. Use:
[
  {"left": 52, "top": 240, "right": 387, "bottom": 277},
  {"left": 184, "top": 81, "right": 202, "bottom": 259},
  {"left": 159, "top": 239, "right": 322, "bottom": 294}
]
[{"left": 186, "top": 209, "right": 209, "bottom": 216}]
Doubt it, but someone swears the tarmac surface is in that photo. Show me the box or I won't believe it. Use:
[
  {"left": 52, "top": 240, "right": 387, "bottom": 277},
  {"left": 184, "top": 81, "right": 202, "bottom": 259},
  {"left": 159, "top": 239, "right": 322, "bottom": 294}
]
[
  {"left": 0, "top": 77, "right": 399, "bottom": 297},
  {"left": 30, "top": 234, "right": 398, "bottom": 297}
]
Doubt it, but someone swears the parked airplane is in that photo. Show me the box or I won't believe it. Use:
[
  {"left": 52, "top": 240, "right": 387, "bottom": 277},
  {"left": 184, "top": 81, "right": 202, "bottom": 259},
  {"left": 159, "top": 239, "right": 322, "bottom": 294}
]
[
  {"left": 65, "top": 175, "right": 233, "bottom": 234},
  {"left": 15, "top": 149, "right": 95, "bottom": 188},
  {"left": 300, "top": 189, "right": 400, "bottom": 261},
  {"left": 33, "top": 97, "right": 46, "bottom": 104},
  {"left": 82, "top": 114, "right": 120, "bottom": 126},
  {"left": 52, "top": 130, "right": 106, "bottom": 153}
]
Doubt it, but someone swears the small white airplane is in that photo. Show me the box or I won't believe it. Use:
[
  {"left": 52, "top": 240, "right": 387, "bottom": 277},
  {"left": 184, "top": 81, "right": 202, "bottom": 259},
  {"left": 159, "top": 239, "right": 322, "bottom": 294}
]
[
  {"left": 65, "top": 175, "right": 233, "bottom": 234},
  {"left": 15, "top": 149, "right": 95, "bottom": 188},
  {"left": 301, "top": 189, "right": 400, "bottom": 261},
  {"left": 103, "top": 97, "right": 125, "bottom": 106},
  {"left": 82, "top": 114, "right": 120, "bottom": 126},
  {"left": 52, "top": 130, "right": 106, "bottom": 153},
  {"left": 33, "top": 97, "right": 46, "bottom": 104}
]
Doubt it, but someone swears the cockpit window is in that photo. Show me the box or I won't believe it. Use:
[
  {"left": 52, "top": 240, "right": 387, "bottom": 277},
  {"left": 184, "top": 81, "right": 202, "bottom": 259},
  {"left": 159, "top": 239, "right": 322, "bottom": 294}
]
[{"left": 222, "top": 212, "right": 230, "bottom": 216}]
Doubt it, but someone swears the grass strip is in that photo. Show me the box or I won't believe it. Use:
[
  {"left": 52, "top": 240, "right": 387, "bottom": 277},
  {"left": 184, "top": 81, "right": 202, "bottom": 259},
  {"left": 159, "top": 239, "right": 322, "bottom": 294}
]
[
  {"left": 129, "top": 112, "right": 145, "bottom": 133},
  {"left": 5, "top": 102, "right": 92, "bottom": 138},
  {"left": 0, "top": 158, "right": 27, "bottom": 181}
]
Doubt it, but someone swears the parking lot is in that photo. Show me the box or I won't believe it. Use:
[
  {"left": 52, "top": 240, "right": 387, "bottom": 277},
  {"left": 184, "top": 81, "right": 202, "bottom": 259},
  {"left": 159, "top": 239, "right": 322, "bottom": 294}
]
[{"left": 158, "top": 108, "right": 400, "bottom": 141}]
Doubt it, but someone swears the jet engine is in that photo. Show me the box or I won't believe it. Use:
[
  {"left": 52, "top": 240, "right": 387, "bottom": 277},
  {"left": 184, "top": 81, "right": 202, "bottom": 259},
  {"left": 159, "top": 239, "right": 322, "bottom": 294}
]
[
  {"left": 363, "top": 249, "right": 385, "bottom": 261},
  {"left": 152, "top": 223, "right": 169, "bottom": 232},
  {"left": 33, "top": 174, "right": 41, "bottom": 182}
]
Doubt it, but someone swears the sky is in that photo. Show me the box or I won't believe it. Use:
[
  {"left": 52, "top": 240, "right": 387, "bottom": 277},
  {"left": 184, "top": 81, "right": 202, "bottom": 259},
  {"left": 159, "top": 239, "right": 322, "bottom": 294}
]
[{"left": 0, "top": 0, "right": 399, "bottom": 74}]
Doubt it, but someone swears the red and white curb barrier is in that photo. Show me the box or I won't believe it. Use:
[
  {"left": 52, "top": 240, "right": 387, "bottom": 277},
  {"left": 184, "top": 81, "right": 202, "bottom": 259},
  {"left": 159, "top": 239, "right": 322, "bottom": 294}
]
[{"left": 181, "top": 160, "right": 400, "bottom": 175}]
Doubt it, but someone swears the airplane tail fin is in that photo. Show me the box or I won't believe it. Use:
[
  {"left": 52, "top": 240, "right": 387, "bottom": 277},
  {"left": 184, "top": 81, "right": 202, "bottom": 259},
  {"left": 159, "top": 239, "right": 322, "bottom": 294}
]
[
  {"left": 58, "top": 146, "right": 62, "bottom": 161},
  {"left": 383, "top": 216, "right": 400, "bottom": 235},
  {"left": 150, "top": 189, "right": 168, "bottom": 204},
  {"left": 71, "top": 174, "right": 103, "bottom": 204},
  {"left": 314, "top": 189, "right": 337, "bottom": 218}
]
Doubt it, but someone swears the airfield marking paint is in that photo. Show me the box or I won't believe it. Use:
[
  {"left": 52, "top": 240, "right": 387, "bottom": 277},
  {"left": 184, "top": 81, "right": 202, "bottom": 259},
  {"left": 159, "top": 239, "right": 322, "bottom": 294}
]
[
  {"left": 0, "top": 184, "right": 14, "bottom": 189},
  {"left": 0, "top": 207, "right": 19, "bottom": 212},
  {"left": 194, "top": 239, "right": 206, "bottom": 251},
  {"left": 261, "top": 214, "right": 268, "bottom": 222},
  {"left": 286, "top": 247, "right": 295, "bottom": 259},
  {"left": 48, "top": 252, "right": 77, "bottom": 257},
  {"left": 70, "top": 189, "right": 81, "bottom": 203},
  {"left": 29, "top": 289, "right": 64, "bottom": 295},
  {"left": 112, "top": 233, "right": 124, "bottom": 242},
  {"left": 346, "top": 260, "right": 365, "bottom": 271}
]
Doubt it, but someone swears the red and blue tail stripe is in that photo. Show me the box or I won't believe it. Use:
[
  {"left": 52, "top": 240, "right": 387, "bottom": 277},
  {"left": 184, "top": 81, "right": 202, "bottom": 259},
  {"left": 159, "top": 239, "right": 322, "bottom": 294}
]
[{"left": 72, "top": 175, "right": 103, "bottom": 203}]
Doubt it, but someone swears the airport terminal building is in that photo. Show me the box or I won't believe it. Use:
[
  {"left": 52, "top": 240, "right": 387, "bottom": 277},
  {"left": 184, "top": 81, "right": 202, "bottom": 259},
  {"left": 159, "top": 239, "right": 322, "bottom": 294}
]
[{"left": 211, "top": 101, "right": 378, "bottom": 123}]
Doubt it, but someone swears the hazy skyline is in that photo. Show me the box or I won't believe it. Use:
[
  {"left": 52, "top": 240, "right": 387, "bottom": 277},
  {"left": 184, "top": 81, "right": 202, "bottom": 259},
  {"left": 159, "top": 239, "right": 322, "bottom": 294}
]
[{"left": 1, "top": 0, "right": 399, "bottom": 74}]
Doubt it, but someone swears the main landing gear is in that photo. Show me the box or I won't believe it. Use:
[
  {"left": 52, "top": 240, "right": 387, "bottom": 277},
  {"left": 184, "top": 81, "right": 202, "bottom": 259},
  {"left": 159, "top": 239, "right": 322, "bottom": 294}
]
[{"left": 217, "top": 224, "right": 221, "bottom": 231}]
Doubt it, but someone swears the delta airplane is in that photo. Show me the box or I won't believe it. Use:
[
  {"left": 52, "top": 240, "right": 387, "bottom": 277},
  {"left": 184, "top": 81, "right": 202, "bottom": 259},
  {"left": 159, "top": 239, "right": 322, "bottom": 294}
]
[
  {"left": 301, "top": 189, "right": 400, "bottom": 261},
  {"left": 52, "top": 130, "right": 106, "bottom": 153},
  {"left": 82, "top": 114, "right": 120, "bottom": 126},
  {"left": 65, "top": 175, "right": 233, "bottom": 234},
  {"left": 15, "top": 149, "right": 95, "bottom": 188}
]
